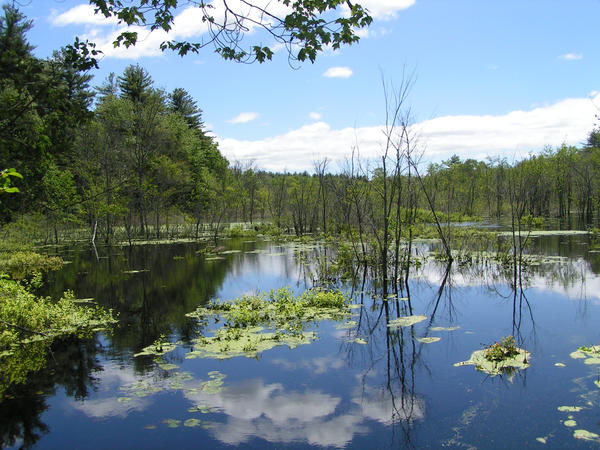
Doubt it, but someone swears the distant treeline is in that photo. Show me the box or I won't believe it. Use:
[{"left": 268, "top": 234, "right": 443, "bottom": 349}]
[{"left": 2, "top": 5, "right": 600, "bottom": 244}]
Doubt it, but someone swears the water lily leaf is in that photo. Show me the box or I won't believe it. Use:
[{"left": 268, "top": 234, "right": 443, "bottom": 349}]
[
  {"left": 169, "top": 381, "right": 185, "bottom": 390},
  {"left": 557, "top": 406, "right": 583, "bottom": 412},
  {"left": 351, "top": 338, "right": 367, "bottom": 344},
  {"left": 117, "top": 397, "right": 131, "bottom": 403},
  {"left": 573, "top": 429, "right": 600, "bottom": 442},
  {"left": 134, "top": 340, "right": 178, "bottom": 357},
  {"left": 388, "top": 315, "right": 427, "bottom": 329},
  {"left": 430, "top": 326, "right": 460, "bottom": 332},
  {"left": 554, "top": 363, "right": 566, "bottom": 367},
  {"left": 156, "top": 362, "right": 178, "bottom": 371},
  {"left": 163, "top": 419, "right": 181, "bottom": 428},
  {"left": 418, "top": 337, "right": 441, "bottom": 344},
  {"left": 184, "top": 418, "right": 203, "bottom": 427},
  {"left": 335, "top": 320, "right": 357, "bottom": 329},
  {"left": 564, "top": 420, "right": 577, "bottom": 427},
  {"left": 454, "top": 348, "right": 530, "bottom": 376},
  {"left": 570, "top": 350, "right": 587, "bottom": 359}
]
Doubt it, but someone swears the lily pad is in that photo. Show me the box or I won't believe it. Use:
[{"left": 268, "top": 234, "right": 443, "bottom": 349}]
[
  {"left": 564, "top": 420, "right": 577, "bottom": 427},
  {"left": 417, "top": 337, "right": 441, "bottom": 344},
  {"left": 430, "top": 326, "right": 460, "bottom": 332},
  {"left": 335, "top": 320, "right": 358, "bottom": 329},
  {"left": 163, "top": 419, "right": 181, "bottom": 428},
  {"left": 184, "top": 418, "right": 203, "bottom": 427},
  {"left": 454, "top": 348, "right": 530, "bottom": 376},
  {"left": 134, "top": 341, "right": 178, "bottom": 357},
  {"left": 573, "top": 429, "right": 600, "bottom": 442},
  {"left": 388, "top": 315, "right": 427, "bottom": 329},
  {"left": 557, "top": 406, "right": 583, "bottom": 412}
]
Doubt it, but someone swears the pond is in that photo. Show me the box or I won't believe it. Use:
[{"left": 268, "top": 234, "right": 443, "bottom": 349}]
[{"left": 3, "top": 234, "right": 600, "bottom": 448}]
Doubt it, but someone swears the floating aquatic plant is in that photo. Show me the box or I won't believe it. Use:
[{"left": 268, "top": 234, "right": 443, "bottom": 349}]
[
  {"left": 417, "top": 337, "right": 441, "bottom": 344},
  {"left": 573, "top": 429, "right": 600, "bottom": 442},
  {"left": 484, "top": 336, "right": 519, "bottom": 362},
  {"left": 184, "top": 418, "right": 202, "bottom": 427},
  {"left": 387, "top": 315, "right": 427, "bottom": 329},
  {"left": 163, "top": 418, "right": 181, "bottom": 428},
  {"left": 429, "top": 326, "right": 460, "bottom": 332},
  {"left": 186, "top": 288, "right": 350, "bottom": 359},
  {"left": 454, "top": 337, "right": 530, "bottom": 377},
  {"left": 134, "top": 334, "right": 179, "bottom": 357}
]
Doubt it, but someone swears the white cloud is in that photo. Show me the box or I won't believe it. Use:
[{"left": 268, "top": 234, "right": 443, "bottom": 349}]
[
  {"left": 345, "top": 0, "right": 415, "bottom": 20},
  {"left": 309, "top": 112, "right": 322, "bottom": 120},
  {"left": 51, "top": 4, "right": 118, "bottom": 26},
  {"left": 271, "top": 356, "right": 345, "bottom": 374},
  {"left": 323, "top": 67, "right": 353, "bottom": 79},
  {"left": 228, "top": 112, "right": 259, "bottom": 124},
  {"left": 559, "top": 53, "right": 583, "bottom": 61},
  {"left": 184, "top": 379, "right": 366, "bottom": 447},
  {"left": 217, "top": 93, "right": 600, "bottom": 173}
]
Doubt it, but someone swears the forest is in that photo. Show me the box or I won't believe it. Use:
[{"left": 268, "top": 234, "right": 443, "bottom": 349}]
[{"left": 2, "top": 4, "right": 600, "bottom": 249}]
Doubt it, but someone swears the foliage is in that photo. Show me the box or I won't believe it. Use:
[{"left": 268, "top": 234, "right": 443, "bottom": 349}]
[
  {"left": 0, "top": 279, "right": 117, "bottom": 352},
  {"left": 0, "top": 5, "right": 93, "bottom": 223},
  {"left": 0, "top": 277, "right": 117, "bottom": 396},
  {"left": 87, "top": 0, "right": 372, "bottom": 63},
  {"left": 185, "top": 287, "right": 350, "bottom": 359},
  {"left": 0, "top": 251, "right": 62, "bottom": 280},
  {"left": 484, "top": 335, "right": 519, "bottom": 362},
  {"left": 0, "top": 168, "right": 22, "bottom": 194},
  {"left": 455, "top": 338, "right": 530, "bottom": 377}
]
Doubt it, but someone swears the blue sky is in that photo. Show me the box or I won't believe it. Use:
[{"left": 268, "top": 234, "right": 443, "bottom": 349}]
[{"left": 19, "top": 0, "right": 600, "bottom": 172}]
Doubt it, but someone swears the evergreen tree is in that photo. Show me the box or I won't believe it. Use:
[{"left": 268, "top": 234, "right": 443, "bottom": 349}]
[
  {"left": 168, "top": 87, "right": 203, "bottom": 130},
  {"left": 117, "top": 64, "right": 153, "bottom": 103}
]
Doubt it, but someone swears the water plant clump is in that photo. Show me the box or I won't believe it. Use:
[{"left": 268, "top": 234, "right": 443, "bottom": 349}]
[
  {"left": 134, "top": 334, "right": 179, "bottom": 357},
  {"left": 185, "top": 287, "right": 350, "bottom": 359},
  {"left": 484, "top": 336, "right": 519, "bottom": 362},
  {"left": 0, "top": 277, "right": 117, "bottom": 397},
  {"left": 454, "top": 336, "right": 530, "bottom": 377}
]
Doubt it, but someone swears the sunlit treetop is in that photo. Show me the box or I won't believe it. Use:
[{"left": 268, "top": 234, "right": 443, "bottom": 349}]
[{"left": 86, "top": 0, "right": 372, "bottom": 64}]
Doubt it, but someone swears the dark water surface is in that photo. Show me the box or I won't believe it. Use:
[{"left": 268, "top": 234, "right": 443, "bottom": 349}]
[{"left": 4, "top": 235, "right": 600, "bottom": 449}]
